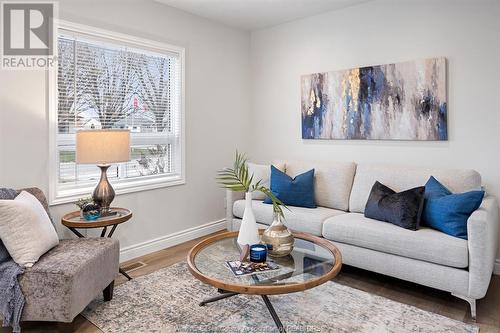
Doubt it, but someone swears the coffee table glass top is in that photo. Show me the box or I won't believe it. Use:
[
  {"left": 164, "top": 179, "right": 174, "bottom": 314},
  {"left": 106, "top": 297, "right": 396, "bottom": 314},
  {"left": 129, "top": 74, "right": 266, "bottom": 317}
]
[{"left": 190, "top": 232, "right": 340, "bottom": 293}]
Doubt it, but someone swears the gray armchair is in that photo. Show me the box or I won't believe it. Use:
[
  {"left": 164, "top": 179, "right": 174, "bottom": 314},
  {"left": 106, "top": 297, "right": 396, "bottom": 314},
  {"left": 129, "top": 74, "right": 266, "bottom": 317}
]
[{"left": 14, "top": 188, "right": 119, "bottom": 332}]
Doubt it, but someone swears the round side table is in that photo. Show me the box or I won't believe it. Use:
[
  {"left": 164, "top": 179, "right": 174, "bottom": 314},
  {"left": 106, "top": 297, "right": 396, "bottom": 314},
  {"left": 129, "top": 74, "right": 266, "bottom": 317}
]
[{"left": 61, "top": 207, "right": 133, "bottom": 280}]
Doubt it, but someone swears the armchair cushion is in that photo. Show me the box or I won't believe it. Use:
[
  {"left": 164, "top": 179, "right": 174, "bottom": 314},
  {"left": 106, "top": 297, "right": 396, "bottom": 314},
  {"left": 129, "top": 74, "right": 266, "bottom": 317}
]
[
  {"left": 16, "top": 187, "right": 54, "bottom": 224},
  {"left": 19, "top": 238, "right": 119, "bottom": 322}
]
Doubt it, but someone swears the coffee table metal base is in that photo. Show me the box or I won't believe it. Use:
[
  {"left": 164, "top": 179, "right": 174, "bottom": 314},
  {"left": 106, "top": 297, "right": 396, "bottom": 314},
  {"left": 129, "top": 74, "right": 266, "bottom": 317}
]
[{"left": 199, "top": 289, "right": 286, "bottom": 333}]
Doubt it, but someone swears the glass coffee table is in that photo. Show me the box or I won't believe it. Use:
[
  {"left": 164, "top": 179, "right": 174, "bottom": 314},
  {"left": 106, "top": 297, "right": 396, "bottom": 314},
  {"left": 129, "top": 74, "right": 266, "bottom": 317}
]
[{"left": 187, "top": 231, "right": 342, "bottom": 333}]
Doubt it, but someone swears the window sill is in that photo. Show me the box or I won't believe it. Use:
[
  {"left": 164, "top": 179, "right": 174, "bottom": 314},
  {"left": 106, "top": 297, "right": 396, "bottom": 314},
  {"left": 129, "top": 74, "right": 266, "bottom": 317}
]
[{"left": 49, "top": 175, "right": 185, "bottom": 206}]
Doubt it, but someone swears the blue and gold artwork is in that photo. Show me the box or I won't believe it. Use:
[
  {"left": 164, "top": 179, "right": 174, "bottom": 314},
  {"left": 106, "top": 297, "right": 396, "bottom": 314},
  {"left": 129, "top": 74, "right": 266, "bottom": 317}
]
[{"left": 301, "top": 58, "right": 447, "bottom": 140}]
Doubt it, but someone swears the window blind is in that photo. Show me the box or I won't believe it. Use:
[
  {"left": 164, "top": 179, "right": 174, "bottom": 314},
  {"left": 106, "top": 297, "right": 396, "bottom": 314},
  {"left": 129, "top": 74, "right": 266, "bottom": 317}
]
[{"left": 54, "top": 30, "right": 183, "bottom": 200}]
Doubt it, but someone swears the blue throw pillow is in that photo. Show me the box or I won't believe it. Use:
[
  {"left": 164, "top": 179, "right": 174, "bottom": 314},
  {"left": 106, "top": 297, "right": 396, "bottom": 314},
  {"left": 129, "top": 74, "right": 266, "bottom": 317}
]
[
  {"left": 263, "top": 165, "right": 316, "bottom": 208},
  {"left": 422, "top": 176, "right": 484, "bottom": 239}
]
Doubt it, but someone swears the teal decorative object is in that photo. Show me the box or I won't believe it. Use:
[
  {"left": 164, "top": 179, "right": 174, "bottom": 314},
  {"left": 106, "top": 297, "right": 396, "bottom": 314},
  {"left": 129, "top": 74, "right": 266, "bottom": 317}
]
[{"left": 81, "top": 202, "right": 101, "bottom": 221}]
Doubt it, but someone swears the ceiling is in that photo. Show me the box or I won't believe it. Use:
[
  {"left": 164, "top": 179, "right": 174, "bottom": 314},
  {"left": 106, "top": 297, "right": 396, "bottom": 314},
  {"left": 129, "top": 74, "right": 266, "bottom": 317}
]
[{"left": 154, "top": 0, "right": 372, "bottom": 31}]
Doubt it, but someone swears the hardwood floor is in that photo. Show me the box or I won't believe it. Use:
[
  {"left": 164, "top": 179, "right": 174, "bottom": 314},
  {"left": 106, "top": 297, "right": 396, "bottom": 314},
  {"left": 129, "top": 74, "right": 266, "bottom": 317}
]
[{"left": 4, "top": 232, "right": 500, "bottom": 333}]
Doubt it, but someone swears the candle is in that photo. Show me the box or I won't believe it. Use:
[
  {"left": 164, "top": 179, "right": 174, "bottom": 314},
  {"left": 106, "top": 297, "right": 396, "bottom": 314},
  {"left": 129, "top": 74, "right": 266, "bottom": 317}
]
[{"left": 250, "top": 244, "right": 267, "bottom": 263}]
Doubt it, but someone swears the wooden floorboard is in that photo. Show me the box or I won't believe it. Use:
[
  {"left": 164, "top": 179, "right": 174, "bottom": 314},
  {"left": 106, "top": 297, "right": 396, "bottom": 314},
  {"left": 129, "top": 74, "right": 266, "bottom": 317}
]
[{"left": 4, "top": 231, "right": 500, "bottom": 333}]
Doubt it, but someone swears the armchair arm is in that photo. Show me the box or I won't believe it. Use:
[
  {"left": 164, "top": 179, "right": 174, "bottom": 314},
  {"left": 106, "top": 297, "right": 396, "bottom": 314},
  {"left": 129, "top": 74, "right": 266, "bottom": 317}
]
[
  {"left": 467, "top": 196, "right": 499, "bottom": 299},
  {"left": 226, "top": 189, "right": 245, "bottom": 231}
]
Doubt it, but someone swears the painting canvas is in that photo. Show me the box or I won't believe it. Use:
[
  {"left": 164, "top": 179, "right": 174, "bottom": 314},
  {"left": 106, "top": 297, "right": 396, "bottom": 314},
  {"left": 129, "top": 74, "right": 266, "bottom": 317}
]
[{"left": 301, "top": 57, "right": 447, "bottom": 140}]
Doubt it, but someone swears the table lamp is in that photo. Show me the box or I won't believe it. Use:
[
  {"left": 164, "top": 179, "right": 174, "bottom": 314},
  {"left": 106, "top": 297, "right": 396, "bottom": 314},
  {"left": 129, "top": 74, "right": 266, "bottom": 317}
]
[{"left": 76, "top": 129, "right": 130, "bottom": 214}]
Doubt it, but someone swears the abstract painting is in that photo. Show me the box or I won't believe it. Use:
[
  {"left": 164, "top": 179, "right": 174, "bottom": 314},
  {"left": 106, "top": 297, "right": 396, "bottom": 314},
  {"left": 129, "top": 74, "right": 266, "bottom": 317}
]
[{"left": 301, "top": 57, "right": 447, "bottom": 140}]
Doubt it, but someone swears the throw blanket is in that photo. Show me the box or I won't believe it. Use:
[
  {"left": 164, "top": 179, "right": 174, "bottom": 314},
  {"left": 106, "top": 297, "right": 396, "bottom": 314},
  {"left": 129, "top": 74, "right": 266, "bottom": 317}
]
[{"left": 0, "top": 188, "right": 25, "bottom": 332}]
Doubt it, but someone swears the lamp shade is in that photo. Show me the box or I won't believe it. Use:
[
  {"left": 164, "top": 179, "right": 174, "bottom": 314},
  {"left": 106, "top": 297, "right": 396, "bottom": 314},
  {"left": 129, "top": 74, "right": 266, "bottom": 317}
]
[{"left": 76, "top": 130, "right": 131, "bottom": 164}]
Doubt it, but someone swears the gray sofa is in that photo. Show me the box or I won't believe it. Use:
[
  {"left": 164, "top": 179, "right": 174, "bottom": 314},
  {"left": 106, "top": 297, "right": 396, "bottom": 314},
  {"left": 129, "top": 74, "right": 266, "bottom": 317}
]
[
  {"left": 7, "top": 188, "right": 119, "bottom": 332},
  {"left": 226, "top": 161, "right": 499, "bottom": 320}
]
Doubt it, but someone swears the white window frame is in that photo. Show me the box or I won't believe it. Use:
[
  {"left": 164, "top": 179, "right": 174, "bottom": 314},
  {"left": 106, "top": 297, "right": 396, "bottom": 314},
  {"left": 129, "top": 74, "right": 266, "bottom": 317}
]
[{"left": 48, "top": 21, "right": 186, "bottom": 205}]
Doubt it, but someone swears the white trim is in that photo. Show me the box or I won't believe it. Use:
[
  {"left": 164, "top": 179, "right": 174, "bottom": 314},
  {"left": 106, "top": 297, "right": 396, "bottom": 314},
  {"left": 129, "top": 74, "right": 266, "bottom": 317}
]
[
  {"left": 119, "top": 219, "right": 226, "bottom": 262},
  {"left": 51, "top": 176, "right": 186, "bottom": 205},
  {"left": 48, "top": 20, "right": 186, "bottom": 205},
  {"left": 47, "top": 45, "right": 58, "bottom": 204},
  {"left": 494, "top": 259, "right": 500, "bottom": 276},
  {"left": 57, "top": 20, "right": 185, "bottom": 55}
]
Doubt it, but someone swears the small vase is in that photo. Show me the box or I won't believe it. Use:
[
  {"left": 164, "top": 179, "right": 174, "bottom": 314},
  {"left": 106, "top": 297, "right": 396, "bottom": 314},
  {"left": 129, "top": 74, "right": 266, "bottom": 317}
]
[
  {"left": 237, "top": 192, "right": 261, "bottom": 246},
  {"left": 261, "top": 211, "right": 294, "bottom": 257}
]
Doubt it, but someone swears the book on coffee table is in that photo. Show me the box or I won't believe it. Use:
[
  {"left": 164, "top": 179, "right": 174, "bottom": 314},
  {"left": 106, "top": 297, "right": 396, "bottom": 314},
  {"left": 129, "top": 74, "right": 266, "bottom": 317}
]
[{"left": 226, "top": 260, "right": 279, "bottom": 277}]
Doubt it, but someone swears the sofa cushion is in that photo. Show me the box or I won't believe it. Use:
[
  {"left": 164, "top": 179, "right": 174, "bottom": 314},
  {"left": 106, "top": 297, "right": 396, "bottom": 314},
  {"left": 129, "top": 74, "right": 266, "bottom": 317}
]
[
  {"left": 322, "top": 213, "right": 468, "bottom": 268},
  {"left": 19, "top": 238, "right": 119, "bottom": 322},
  {"left": 280, "top": 160, "right": 356, "bottom": 211},
  {"left": 233, "top": 200, "right": 344, "bottom": 236},
  {"left": 349, "top": 163, "right": 482, "bottom": 213},
  {"left": 247, "top": 162, "right": 284, "bottom": 200}
]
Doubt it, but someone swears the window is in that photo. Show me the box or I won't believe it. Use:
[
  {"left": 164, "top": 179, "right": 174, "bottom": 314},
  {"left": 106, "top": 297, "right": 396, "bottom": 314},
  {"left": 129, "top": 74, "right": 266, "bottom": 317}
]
[{"left": 49, "top": 22, "right": 185, "bottom": 204}]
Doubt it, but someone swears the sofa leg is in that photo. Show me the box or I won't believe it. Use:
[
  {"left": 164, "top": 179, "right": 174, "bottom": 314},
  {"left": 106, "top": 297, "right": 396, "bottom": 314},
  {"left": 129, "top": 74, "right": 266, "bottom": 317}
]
[
  {"left": 103, "top": 280, "right": 114, "bottom": 301},
  {"left": 58, "top": 320, "right": 74, "bottom": 333},
  {"left": 452, "top": 293, "right": 477, "bottom": 322}
]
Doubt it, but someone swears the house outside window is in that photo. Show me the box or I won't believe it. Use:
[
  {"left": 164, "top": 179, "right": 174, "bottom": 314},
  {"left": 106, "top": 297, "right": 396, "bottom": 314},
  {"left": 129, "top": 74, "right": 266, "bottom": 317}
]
[{"left": 49, "top": 22, "right": 185, "bottom": 204}]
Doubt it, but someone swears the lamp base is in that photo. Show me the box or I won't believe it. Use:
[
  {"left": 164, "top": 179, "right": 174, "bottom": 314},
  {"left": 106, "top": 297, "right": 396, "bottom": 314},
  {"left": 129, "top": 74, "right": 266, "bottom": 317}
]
[{"left": 93, "top": 164, "right": 115, "bottom": 213}]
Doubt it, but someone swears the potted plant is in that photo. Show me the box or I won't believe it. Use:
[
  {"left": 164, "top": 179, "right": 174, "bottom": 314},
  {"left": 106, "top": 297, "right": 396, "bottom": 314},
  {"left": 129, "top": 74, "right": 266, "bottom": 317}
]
[
  {"left": 217, "top": 151, "right": 286, "bottom": 246},
  {"left": 76, "top": 197, "right": 93, "bottom": 211}
]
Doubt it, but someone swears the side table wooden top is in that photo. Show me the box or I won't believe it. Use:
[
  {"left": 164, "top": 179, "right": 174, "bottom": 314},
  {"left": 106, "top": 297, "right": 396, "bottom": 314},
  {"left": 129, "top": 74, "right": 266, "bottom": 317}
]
[{"left": 61, "top": 207, "right": 132, "bottom": 228}]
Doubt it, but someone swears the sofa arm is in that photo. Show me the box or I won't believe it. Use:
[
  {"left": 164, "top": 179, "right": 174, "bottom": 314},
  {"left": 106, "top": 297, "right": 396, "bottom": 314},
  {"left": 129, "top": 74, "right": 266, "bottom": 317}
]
[
  {"left": 226, "top": 189, "right": 245, "bottom": 231},
  {"left": 467, "top": 196, "right": 499, "bottom": 299}
]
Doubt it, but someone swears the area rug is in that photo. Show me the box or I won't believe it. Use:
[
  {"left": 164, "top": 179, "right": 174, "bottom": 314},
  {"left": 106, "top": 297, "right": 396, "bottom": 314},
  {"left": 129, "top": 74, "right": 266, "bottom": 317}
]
[{"left": 82, "top": 262, "right": 478, "bottom": 333}]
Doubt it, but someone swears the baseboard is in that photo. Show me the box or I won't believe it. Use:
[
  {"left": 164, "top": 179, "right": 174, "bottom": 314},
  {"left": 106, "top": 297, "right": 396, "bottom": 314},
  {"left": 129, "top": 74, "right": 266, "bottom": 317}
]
[
  {"left": 494, "top": 259, "right": 500, "bottom": 276},
  {"left": 119, "top": 219, "right": 226, "bottom": 262}
]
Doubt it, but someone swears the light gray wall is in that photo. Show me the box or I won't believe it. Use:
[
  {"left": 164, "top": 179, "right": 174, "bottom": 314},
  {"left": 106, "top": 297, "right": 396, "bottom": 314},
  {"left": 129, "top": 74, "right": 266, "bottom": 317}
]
[
  {"left": 0, "top": 0, "right": 251, "bottom": 253},
  {"left": 249, "top": 1, "right": 500, "bottom": 255}
]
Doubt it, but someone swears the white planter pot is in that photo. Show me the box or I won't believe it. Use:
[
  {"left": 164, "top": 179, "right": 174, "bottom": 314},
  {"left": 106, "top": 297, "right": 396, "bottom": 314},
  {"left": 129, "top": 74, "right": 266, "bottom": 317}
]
[{"left": 237, "top": 192, "right": 261, "bottom": 246}]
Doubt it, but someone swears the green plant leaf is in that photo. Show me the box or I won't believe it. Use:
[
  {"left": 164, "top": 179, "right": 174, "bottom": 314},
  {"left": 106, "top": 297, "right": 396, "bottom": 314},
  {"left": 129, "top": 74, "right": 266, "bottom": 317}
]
[
  {"left": 216, "top": 151, "right": 253, "bottom": 192},
  {"left": 255, "top": 185, "right": 290, "bottom": 219}
]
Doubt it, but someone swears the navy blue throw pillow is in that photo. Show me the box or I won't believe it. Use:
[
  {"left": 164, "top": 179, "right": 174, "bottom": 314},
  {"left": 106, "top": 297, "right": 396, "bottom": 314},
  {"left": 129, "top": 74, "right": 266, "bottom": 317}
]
[
  {"left": 422, "top": 176, "right": 484, "bottom": 240},
  {"left": 263, "top": 165, "right": 316, "bottom": 208},
  {"left": 364, "top": 181, "right": 425, "bottom": 230}
]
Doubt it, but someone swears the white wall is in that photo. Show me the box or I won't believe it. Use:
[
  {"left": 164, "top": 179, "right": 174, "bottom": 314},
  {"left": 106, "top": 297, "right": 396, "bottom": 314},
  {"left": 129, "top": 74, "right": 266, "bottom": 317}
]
[
  {"left": 0, "top": 0, "right": 251, "bottom": 259},
  {"left": 249, "top": 1, "right": 500, "bottom": 255}
]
